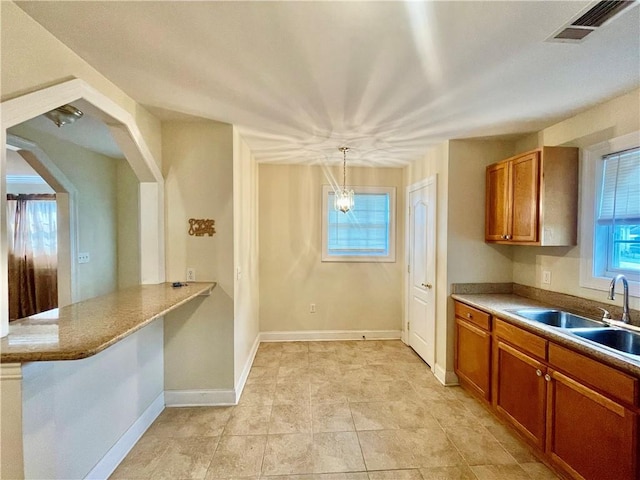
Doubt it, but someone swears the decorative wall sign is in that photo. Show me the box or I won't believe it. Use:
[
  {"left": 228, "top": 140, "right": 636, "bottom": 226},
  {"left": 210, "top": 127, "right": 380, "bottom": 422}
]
[{"left": 188, "top": 218, "right": 216, "bottom": 237}]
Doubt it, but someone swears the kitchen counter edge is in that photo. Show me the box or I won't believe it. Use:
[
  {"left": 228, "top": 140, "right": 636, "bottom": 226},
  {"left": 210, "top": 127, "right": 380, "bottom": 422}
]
[{"left": 1, "top": 282, "right": 216, "bottom": 363}]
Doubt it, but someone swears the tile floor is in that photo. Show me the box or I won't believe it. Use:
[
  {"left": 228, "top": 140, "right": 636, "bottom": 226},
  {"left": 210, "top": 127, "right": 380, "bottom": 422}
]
[{"left": 110, "top": 340, "right": 560, "bottom": 480}]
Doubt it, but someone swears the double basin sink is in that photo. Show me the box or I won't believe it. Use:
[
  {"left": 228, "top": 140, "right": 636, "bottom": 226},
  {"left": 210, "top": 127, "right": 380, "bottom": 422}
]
[{"left": 509, "top": 309, "right": 640, "bottom": 357}]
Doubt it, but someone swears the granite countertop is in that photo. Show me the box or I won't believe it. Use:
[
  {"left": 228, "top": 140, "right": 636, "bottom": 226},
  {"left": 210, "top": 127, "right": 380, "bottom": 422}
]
[
  {"left": 1, "top": 282, "right": 216, "bottom": 363},
  {"left": 451, "top": 293, "right": 640, "bottom": 378}
]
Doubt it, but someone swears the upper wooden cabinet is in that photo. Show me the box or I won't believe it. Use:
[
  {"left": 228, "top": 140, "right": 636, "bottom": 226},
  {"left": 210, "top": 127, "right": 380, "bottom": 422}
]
[{"left": 485, "top": 147, "right": 578, "bottom": 246}]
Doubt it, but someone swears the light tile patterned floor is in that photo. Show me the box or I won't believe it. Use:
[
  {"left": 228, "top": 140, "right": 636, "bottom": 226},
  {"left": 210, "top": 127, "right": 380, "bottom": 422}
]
[{"left": 110, "top": 340, "right": 560, "bottom": 480}]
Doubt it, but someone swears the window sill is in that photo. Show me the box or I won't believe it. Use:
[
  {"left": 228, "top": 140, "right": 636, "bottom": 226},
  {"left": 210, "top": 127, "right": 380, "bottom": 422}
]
[
  {"left": 579, "top": 275, "right": 640, "bottom": 299},
  {"left": 321, "top": 256, "right": 396, "bottom": 263}
]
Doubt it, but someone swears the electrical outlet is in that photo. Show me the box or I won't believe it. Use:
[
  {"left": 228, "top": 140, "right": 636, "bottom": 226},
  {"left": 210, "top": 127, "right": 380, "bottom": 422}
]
[
  {"left": 187, "top": 268, "right": 196, "bottom": 282},
  {"left": 310, "top": 303, "right": 316, "bottom": 313},
  {"left": 78, "top": 252, "right": 90, "bottom": 264},
  {"left": 542, "top": 270, "right": 552, "bottom": 285}
]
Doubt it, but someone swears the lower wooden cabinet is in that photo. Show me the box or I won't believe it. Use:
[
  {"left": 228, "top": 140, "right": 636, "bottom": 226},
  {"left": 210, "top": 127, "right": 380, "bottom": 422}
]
[
  {"left": 494, "top": 340, "right": 547, "bottom": 449},
  {"left": 547, "top": 369, "right": 638, "bottom": 480},
  {"left": 454, "top": 301, "right": 640, "bottom": 480},
  {"left": 455, "top": 317, "right": 491, "bottom": 400}
]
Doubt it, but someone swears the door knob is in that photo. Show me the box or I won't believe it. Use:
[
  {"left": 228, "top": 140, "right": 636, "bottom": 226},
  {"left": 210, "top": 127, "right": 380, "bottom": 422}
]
[{"left": 421, "top": 283, "right": 432, "bottom": 289}]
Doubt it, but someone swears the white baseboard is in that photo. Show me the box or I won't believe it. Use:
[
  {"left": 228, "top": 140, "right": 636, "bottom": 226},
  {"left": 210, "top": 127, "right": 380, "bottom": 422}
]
[
  {"left": 163, "top": 334, "right": 261, "bottom": 407},
  {"left": 234, "top": 334, "right": 261, "bottom": 403},
  {"left": 164, "top": 389, "right": 236, "bottom": 407},
  {"left": 259, "top": 329, "right": 402, "bottom": 342},
  {"left": 84, "top": 392, "right": 164, "bottom": 480},
  {"left": 434, "top": 364, "right": 459, "bottom": 386}
]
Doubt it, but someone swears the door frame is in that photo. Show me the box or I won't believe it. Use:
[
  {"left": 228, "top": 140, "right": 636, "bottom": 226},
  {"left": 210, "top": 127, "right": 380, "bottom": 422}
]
[
  {"left": 404, "top": 175, "right": 437, "bottom": 366},
  {"left": 6, "top": 134, "right": 79, "bottom": 308}
]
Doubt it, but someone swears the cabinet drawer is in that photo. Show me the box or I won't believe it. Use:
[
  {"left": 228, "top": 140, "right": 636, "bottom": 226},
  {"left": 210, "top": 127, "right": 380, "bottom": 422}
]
[
  {"left": 494, "top": 319, "right": 547, "bottom": 360},
  {"left": 455, "top": 302, "right": 491, "bottom": 331},
  {"left": 548, "top": 343, "right": 638, "bottom": 407}
]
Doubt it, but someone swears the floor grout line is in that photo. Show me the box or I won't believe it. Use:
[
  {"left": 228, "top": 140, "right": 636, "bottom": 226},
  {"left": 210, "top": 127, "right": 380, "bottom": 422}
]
[{"left": 112, "top": 340, "right": 561, "bottom": 480}]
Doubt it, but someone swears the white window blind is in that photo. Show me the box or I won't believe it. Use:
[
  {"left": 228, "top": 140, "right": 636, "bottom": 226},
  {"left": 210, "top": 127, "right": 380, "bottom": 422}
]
[
  {"left": 321, "top": 185, "right": 396, "bottom": 262},
  {"left": 598, "top": 147, "right": 640, "bottom": 223},
  {"left": 326, "top": 192, "right": 390, "bottom": 256}
]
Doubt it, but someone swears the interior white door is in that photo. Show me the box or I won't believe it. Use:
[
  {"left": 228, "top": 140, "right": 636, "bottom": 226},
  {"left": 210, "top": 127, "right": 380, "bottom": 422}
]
[{"left": 408, "top": 179, "right": 436, "bottom": 367}]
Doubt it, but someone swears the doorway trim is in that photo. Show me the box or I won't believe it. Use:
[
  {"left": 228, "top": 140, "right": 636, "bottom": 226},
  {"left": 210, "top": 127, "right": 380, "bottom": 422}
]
[
  {"left": 7, "top": 134, "right": 79, "bottom": 307},
  {"left": 1, "top": 78, "right": 165, "bottom": 337},
  {"left": 404, "top": 175, "right": 437, "bottom": 365}
]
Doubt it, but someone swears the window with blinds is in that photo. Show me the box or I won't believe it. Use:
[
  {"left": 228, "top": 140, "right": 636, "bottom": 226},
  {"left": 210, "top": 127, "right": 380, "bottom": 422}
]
[
  {"left": 596, "top": 147, "right": 640, "bottom": 275},
  {"left": 321, "top": 186, "right": 396, "bottom": 262}
]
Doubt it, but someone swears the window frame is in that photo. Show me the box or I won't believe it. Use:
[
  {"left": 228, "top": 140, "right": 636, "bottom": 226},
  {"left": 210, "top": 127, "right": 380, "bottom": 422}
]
[
  {"left": 580, "top": 131, "right": 640, "bottom": 297},
  {"left": 321, "top": 185, "right": 396, "bottom": 263}
]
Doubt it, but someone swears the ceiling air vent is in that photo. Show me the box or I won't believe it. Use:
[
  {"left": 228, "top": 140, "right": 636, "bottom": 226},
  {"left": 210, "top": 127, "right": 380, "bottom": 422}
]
[{"left": 548, "top": 0, "right": 636, "bottom": 43}]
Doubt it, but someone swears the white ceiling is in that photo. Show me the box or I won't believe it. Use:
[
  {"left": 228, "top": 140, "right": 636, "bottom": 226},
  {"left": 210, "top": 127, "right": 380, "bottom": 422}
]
[
  {"left": 16, "top": 1, "right": 640, "bottom": 167},
  {"left": 17, "top": 99, "right": 126, "bottom": 159}
]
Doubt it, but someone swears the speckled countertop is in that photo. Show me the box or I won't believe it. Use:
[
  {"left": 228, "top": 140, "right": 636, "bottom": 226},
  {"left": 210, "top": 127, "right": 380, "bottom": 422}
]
[
  {"left": 451, "top": 293, "right": 640, "bottom": 378},
  {"left": 1, "top": 282, "right": 216, "bottom": 363}
]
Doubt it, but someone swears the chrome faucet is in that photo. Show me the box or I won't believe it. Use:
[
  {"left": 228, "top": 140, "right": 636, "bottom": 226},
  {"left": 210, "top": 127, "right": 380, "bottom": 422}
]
[{"left": 608, "top": 274, "right": 630, "bottom": 323}]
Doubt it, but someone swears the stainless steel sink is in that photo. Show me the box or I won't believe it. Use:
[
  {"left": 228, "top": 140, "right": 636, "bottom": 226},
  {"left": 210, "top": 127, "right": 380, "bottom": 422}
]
[
  {"left": 511, "top": 309, "right": 605, "bottom": 329},
  {"left": 570, "top": 328, "right": 640, "bottom": 356}
]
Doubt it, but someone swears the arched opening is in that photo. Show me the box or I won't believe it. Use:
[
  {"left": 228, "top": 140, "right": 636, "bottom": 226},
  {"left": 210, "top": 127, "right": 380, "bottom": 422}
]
[
  {"left": 1, "top": 79, "right": 165, "bottom": 337},
  {"left": 6, "top": 134, "right": 78, "bottom": 316}
]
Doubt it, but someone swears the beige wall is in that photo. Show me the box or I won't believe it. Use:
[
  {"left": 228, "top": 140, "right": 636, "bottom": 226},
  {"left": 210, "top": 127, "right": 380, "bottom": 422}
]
[
  {"left": 512, "top": 88, "right": 640, "bottom": 310},
  {"left": 163, "top": 120, "right": 235, "bottom": 391},
  {"left": 447, "top": 139, "right": 515, "bottom": 285},
  {"left": 0, "top": 1, "right": 162, "bottom": 165},
  {"left": 445, "top": 139, "right": 516, "bottom": 373},
  {"left": 8, "top": 124, "right": 126, "bottom": 301},
  {"left": 233, "top": 129, "right": 260, "bottom": 386},
  {"left": 259, "top": 164, "right": 404, "bottom": 334}
]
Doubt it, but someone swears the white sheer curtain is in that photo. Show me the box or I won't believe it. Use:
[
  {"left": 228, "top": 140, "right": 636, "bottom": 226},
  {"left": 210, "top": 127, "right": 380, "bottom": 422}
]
[{"left": 6, "top": 194, "right": 58, "bottom": 320}]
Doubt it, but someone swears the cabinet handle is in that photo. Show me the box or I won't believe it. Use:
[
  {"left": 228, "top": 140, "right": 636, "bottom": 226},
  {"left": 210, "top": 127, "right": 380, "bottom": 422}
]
[
  {"left": 505, "top": 235, "right": 511, "bottom": 240},
  {"left": 536, "top": 369, "right": 542, "bottom": 377},
  {"left": 544, "top": 374, "right": 551, "bottom": 382},
  {"left": 466, "top": 313, "right": 473, "bottom": 319},
  {"left": 501, "top": 235, "right": 506, "bottom": 239}
]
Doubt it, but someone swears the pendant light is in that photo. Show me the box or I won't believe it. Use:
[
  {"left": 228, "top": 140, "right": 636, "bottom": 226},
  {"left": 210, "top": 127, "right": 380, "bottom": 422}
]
[{"left": 335, "top": 147, "right": 354, "bottom": 213}]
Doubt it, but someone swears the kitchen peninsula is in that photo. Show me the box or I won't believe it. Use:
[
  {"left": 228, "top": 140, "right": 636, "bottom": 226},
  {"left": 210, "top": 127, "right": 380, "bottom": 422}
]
[
  {"left": 1, "top": 282, "right": 216, "bottom": 362},
  {"left": 0, "top": 282, "right": 215, "bottom": 480}
]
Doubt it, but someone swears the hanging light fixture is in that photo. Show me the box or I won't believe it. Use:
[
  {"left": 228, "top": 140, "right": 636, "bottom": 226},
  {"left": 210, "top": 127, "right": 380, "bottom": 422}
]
[
  {"left": 335, "top": 146, "right": 354, "bottom": 213},
  {"left": 43, "top": 104, "right": 84, "bottom": 127}
]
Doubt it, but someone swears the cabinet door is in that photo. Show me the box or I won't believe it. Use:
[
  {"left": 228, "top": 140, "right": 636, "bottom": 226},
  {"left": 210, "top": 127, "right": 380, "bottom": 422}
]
[
  {"left": 455, "top": 318, "right": 491, "bottom": 400},
  {"left": 510, "top": 152, "right": 540, "bottom": 243},
  {"left": 485, "top": 161, "right": 510, "bottom": 241},
  {"left": 547, "top": 370, "right": 637, "bottom": 480},
  {"left": 494, "top": 340, "right": 547, "bottom": 449}
]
